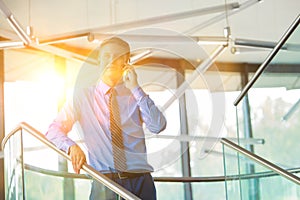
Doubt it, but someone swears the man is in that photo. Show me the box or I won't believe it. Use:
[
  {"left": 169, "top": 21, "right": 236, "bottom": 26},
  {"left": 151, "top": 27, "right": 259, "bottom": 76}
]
[{"left": 46, "top": 37, "right": 167, "bottom": 200}]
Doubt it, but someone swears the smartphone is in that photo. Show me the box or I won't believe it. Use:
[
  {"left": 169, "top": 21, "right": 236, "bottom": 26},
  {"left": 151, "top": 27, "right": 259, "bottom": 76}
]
[{"left": 122, "top": 65, "right": 129, "bottom": 82}]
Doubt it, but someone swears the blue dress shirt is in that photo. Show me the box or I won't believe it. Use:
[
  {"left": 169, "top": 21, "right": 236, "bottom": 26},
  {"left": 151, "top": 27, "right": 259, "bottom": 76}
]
[{"left": 46, "top": 81, "right": 167, "bottom": 173}]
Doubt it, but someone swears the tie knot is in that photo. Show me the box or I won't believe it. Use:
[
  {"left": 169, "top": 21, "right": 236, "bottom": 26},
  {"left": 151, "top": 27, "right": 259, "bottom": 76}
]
[{"left": 109, "top": 87, "right": 117, "bottom": 97}]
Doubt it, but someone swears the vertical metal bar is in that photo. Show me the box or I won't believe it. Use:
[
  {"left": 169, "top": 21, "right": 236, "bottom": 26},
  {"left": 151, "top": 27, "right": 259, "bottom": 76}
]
[
  {"left": 235, "top": 107, "right": 243, "bottom": 199},
  {"left": 221, "top": 144, "right": 229, "bottom": 200},
  {"left": 55, "top": 56, "right": 75, "bottom": 200},
  {"left": 241, "top": 66, "right": 260, "bottom": 200},
  {"left": 176, "top": 67, "right": 193, "bottom": 200},
  {"left": 20, "top": 130, "right": 25, "bottom": 200},
  {"left": 55, "top": 55, "right": 67, "bottom": 110},
  {"left": 0, "top": 49, "right": 5, "bottom": 200}
]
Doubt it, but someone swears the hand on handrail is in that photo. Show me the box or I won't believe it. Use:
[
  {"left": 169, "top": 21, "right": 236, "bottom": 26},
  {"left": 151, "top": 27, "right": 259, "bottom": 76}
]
[{"left": 68, "top": 144, "right": 87, "bottom": 174}]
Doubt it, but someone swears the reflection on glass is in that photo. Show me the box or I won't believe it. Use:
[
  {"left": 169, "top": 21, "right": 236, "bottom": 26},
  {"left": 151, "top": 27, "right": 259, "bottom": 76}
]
[
  {"left": 4, "top": 133, "right": 24, "bottom": 200},
  {"left": 3, "top": 128, "right": 125, "bottom": 200},
  {"left": 222, "top": 143, "right": 300, "bottom": 200},
  {"left": 233, "top": 16, "right": 300, "bottom": 199}
]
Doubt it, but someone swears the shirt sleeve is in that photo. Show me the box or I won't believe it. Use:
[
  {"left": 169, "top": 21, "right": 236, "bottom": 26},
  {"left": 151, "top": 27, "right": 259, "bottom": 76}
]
[
  {"left": 45, "top": 102, "right": 77, "bottom": 153},
  {"left": 132, "top": 86, "right": 167, "bottom": 134}
]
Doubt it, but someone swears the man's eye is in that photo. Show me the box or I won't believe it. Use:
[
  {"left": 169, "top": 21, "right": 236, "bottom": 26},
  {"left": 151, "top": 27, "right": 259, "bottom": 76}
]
[{"left": 103, "top": 54, "right": 111, "bottom": 59}]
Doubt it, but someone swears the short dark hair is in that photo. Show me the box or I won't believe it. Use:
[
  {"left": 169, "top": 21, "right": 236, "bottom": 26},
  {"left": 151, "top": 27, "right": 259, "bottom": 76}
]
[{"left": 99, "top": 37, "right": 130, "bottom": 52}]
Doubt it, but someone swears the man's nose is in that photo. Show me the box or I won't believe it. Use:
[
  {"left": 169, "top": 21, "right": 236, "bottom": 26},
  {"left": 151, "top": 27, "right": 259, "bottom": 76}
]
[
  {"left": 108, "top": 54, "right": 121, "bottom": 63},
  {"left": 106, "top": 55, "right": 113, "bottom": 63}
]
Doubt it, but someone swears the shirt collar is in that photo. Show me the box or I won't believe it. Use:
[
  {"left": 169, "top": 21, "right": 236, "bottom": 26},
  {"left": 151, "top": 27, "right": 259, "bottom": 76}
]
[{"left": 96, "top": 80, "right": 125, "bottom": 95}]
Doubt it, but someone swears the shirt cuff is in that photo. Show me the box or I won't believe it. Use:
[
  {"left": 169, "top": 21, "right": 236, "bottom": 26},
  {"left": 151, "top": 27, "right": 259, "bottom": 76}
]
[
  {"left": 63, "top": 140, "right": 76, "bottom": 154},
  {"left": 132, "top": 86, "right": 146, "bottom": 102}
]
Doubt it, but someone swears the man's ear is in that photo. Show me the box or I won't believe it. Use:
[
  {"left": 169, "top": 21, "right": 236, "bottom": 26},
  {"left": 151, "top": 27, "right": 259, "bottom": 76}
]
[
  {"left": 98, "top": 60, "right": 102, "bottom": 66},
  {"left": 128, "top": 57, "right": 131, "bottom": 65}
]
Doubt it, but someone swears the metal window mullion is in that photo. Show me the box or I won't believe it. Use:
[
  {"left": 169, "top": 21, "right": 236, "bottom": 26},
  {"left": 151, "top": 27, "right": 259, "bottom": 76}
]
[
  {"left": 177, "top": 68, "right": 193, "bottom": 200},
  {"left": 20, "top": 129, "right": 25, "bottom": 200},
  {"left": 241, "top": 66, "right": 260, "bottom": 200}
]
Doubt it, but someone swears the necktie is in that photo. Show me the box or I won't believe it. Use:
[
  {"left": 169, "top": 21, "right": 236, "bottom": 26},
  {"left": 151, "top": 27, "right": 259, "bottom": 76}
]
[{"left": 109, "top": 88, "right": 127, "bottom": 171}]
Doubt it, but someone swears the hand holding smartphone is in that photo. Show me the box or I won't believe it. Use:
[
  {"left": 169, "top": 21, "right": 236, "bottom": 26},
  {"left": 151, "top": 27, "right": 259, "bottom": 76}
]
[{"left": 122, "top": 64, "right": 138, "bottom": 91}]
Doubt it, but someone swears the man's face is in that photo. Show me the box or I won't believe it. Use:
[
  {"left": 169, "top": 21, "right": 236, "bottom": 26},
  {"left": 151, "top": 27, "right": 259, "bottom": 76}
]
[{"left": 99, "top": 43, "right": 129, "bottom": 84}]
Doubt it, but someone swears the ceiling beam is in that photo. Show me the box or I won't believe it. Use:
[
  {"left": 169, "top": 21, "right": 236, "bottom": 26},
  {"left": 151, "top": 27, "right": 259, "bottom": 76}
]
[
  {"left": 0, "top": 0, "right": 31, "bottom": 45},
  {"left": 185, "top": 0, "right": 262, "bottom": 34},
  {"left": 36, "top": 2, "right": 240, "bottom": 44}
]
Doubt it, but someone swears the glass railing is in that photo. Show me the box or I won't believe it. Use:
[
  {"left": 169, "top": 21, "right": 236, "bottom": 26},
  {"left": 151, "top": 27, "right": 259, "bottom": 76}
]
[
  {"left": 235, "top": 15, "right": 300, "bottom": 170},
  {"left": 222, "top": 138, "right": 300, "bottom": 200},
  {"left": 3, "top": 131, "right": 23, "bottom": 200},
  {"left": 3, "top": 122, "right": 282, "bottom": 200},
  {"left": 21, "top": 134, "right": 93, "bottom": 200},
  {"left": 1, "top": 122, "right": 140, "bottom": 200},
  {"left": 228, "top": 14, "right": 300, "bottom": 199}
]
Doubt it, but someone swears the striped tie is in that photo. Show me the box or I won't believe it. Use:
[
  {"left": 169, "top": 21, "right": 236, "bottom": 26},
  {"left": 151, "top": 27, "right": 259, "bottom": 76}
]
[{"left": 109, "top": 88, "right": 127, "bottom": 171}]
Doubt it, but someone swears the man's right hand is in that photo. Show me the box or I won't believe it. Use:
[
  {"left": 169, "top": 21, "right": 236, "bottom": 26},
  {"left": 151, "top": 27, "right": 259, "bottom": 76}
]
[
  {"left": 68, "top": 144, "right": 86, "bottom": 174},
  {"left": 123, "top": 65, "right": 139, "bottom": 91}
]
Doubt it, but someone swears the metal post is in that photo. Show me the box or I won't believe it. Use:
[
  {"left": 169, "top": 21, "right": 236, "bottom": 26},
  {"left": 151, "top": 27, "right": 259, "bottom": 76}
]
[
  {"left": 0, "top": 50, "right": 5, "bottom": 200},
  {"left": 176, "top": 66, "right": 193, "bottom": 200},
  {"left": 55, "top": 56, "right": 75, "bottom": 200},
  {"left": 241, "top": 65, "right": 260, "bottom": 200}
]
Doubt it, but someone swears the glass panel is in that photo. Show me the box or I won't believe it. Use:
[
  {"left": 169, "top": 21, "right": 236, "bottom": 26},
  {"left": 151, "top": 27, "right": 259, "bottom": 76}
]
[
  {"left": 222, "top": 139, "right": 242, "bottom": 200},
  {"left": 187, "top": 81, "right": 248, "bottom": 198},
  {"left": 155, "top": 182, "right": 184, "bottom": 200},
  {"left": 235, "top": 18, "right": 300, "bottom": 173},
  {"left": 192, "top": 182, "right": 226, "bottom": 199},
  {"left": 4, "top": 129, "right": 127, "bottom": 200},
  {"left": 189, "top": 90, "right": 244, "bottom": 177},
  {"left": 23, "top": 168, "right": 100, "bottom": 200},
  {"left": 4, "top": 132, "right": 24, "bottom": 200},
  {"left": 222, "top": 142, "right": 300, "bottom": 200}
]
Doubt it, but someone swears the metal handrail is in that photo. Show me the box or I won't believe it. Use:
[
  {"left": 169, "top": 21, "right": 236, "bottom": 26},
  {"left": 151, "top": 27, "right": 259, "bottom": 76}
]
[
  {"left": 221, "top": 138, "right": 300, "bottom": 185},
  {"left": 234, "top": 14, "right": 300, "bottom": 106},
  {"left": 1, "top": 122, "right": 141, "bottom": 200},
  {"left": 23, "top": 159, "right": 300, "bottom": 183}
]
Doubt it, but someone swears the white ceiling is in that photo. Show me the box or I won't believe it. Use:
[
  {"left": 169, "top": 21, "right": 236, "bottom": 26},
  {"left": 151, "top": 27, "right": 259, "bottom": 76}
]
[{"left": 0, "top": 0, "right": 299, "bottom": 64}]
